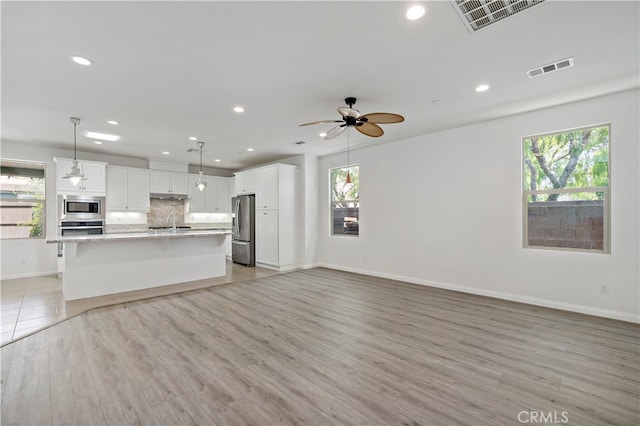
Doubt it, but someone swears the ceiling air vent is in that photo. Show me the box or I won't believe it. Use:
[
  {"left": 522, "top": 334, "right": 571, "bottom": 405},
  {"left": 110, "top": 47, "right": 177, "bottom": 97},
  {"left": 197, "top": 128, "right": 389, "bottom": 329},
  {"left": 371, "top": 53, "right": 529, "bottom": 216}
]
[
  {"left": 526, "top": 57, "right": 574, "bottom": 79},
  {"left": 452, "top": 0, "right": 547, "bottom": 32}
]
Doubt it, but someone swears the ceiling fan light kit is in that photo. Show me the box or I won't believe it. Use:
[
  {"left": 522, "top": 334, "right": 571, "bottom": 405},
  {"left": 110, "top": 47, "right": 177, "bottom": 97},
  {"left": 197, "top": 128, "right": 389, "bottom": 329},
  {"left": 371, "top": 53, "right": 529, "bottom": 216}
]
[
  {"left": 300, "top": 97, "right": 404, "bottom": 140},
  {"left": 63, "top": 117, "right": 87, "bottom": 186}
]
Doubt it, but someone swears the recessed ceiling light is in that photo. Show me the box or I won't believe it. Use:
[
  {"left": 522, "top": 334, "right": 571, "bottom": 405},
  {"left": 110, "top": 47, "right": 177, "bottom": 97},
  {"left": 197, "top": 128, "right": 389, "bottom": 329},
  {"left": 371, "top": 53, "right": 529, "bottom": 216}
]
[
  {"left": 70, "top": 56, "right": 92, "bottom": 66},
  {"left": 214, "top": 159, "right": 221, "bottom": 163},
  {"left": 475, "top": 84, "right": 490, "bottom": 92},
  {"left": 107, "top": 120, "right": 120, "bottom": 125},
  {"left": 189, "top": 136, "right": 198, "bottom": 141},
  {"left": 247, "top": 148, "right": 254, "bottom": 152},
  {"left": 85, "top": 131, "right": 120, "bottom": 141},
  {"left": 93, "top": 141, "right": 103, "bottom": 145},
  {"left": 233, "top": 106, "right": 245, "bottom": 113},
  {"left": 406, "top": 5, "right": 426, "bottom": 20},
  {"left": 162, "top": 151, "right": 170, "bottom": 155},
  {"left": 319, "top": 132, "right": 327, "bottom": 137}
]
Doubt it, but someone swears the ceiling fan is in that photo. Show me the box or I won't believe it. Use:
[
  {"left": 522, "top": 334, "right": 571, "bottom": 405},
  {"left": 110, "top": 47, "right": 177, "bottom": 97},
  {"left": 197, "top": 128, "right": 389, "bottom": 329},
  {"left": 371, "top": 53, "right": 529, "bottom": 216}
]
[{"left": 300, "top": 97, "right": 404, "bottom": 140}]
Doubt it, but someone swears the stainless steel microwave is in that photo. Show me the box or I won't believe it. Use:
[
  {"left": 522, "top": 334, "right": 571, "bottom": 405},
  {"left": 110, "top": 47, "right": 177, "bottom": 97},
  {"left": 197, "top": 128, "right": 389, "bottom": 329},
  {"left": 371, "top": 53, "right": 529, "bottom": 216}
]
[{"left": 59, "top": 194, "right": 105, "bottom": 221}]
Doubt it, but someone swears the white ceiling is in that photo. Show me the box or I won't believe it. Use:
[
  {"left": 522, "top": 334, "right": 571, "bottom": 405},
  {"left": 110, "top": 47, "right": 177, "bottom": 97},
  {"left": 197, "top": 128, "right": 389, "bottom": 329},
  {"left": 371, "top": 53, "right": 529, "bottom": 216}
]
[{"left": 2, "top": 1, "right": 638, "bottom": 171}]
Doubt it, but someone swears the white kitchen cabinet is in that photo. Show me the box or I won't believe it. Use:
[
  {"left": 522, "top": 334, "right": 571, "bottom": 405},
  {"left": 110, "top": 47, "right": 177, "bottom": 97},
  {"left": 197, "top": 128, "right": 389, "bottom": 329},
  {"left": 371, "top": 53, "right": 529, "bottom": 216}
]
[
  {"left": 106, "top": 166, "right": 150, "bottom": 211},
  {"left": 234, "top": 163, "right": 297, "bottom": 270},
  {"left": 214, "top": 177, "right": 230, "bottom": 212},
  {"left": 255, "top": 166, "right": 278, "bottom": 209},
  {"left": 148, "top": 160, "right": 188, "bottom": 173},
  {"left": 149, "top": 170, "right": 188, "bottom": 194},
  {"left": 187, "top": 174, "right": 210, "bottom": 212},
  {"left": 233, "top": 164, "right": 293, "bottom": 210},
  {"left": 228, "top": 177, "right": 235, "bottom": 200},
  {"left": 187, "top": 175, "right": 231, "bottom": 213},
  {"left": 256, "top": 209, "right": 279, "bottom": 266},
  {"left": 234, "top": 169, "right": 257, "bottom": 196},
  {"left": 55, "top": 158, "right": 107, "bottom": 195}
]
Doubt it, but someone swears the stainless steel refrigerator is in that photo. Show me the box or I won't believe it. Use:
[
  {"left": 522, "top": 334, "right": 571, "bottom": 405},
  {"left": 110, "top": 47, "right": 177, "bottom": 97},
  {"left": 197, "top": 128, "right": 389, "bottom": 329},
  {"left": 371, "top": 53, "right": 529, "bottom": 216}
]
[{"left": 231, "top": 194, "right": 255, "bottom": 266}]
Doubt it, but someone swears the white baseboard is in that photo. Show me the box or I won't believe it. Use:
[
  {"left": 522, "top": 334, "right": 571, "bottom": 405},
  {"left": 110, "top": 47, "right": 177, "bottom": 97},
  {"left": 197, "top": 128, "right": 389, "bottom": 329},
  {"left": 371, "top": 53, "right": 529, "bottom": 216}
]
[
  {"left": 300, "top": 263, "right": 321, "bottom": 270},
  {"left": 315, "top": 263, "right": 639, "bottom": 324},
  {"left": 256, "top": 262, "right": 301, "bottom": 272},
  {"left": 1, "top": 270, "right": 58, "bottom": 281}
]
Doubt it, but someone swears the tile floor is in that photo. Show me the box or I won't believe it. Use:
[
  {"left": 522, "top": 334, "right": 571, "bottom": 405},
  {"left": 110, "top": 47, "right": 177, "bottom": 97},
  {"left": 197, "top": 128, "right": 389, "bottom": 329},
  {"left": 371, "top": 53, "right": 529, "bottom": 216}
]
[{"left": 1, "top": 260, "right": 283, "bottom": 345}]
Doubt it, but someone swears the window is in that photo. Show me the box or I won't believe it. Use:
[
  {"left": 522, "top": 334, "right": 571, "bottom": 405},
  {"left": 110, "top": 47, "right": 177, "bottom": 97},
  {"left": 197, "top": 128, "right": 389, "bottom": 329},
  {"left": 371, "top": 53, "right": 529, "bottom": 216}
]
[
  {"left": 0, "top": 159, "right": 46, "bottom": 239},
  {"left": 523, "top": 124, "right": 609, "bottom": 252},
  {"left": 330, "top": 165, "right": 359, "bottom": 236}
]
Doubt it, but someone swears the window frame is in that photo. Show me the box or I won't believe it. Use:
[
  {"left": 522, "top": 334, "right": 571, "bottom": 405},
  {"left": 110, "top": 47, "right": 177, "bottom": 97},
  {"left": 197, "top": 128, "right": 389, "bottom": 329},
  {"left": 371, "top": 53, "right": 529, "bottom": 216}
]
[
  {"left": 329, "top": 164, "right": 359, "bottom": 237},
  {"left": 521, "top": 123, "right": 611, "bottom": 253},
  {"left": 0, "top": 158, "right": 47, "bottom": 240}
]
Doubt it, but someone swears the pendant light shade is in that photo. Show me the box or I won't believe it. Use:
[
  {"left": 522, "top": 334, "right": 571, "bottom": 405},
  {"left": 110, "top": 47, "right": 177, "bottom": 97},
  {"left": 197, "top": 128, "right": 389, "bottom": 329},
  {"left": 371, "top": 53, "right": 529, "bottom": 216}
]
[
  {"left": 63, "top": 117, "right": 86, "bottom": 186},
  {"left": 194, "top": 141, "right": 207, "bottom": 192}
]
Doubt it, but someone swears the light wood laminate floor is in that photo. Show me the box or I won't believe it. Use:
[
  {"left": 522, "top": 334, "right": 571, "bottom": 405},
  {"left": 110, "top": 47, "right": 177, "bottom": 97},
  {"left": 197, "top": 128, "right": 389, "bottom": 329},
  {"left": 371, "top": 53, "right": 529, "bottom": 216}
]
[
  {"left": 1, "top": 260, "right": 282, "bottom": 345},
  {"left": 1, "top": 268, "right": 638, "bottom": 425}
]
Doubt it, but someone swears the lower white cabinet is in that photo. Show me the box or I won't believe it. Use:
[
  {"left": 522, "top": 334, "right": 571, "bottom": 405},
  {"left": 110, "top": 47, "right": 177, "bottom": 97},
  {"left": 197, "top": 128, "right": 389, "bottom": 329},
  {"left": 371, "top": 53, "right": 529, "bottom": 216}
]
[
  {"left": 106, "top": 166, "right": 150, "bottom": 211},
  {"left": 255, "top": 210, "right": 279, "bottom": 266}
]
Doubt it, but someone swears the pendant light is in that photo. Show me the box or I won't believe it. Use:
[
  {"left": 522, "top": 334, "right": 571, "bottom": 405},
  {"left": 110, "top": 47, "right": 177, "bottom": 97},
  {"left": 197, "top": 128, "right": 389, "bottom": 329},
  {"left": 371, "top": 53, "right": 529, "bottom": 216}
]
[
  {"left": 63, "top": 117, "right": 86, "bottom": 186},
  {"left": 345, "top": 128, "right": 352, "bottom": 184},
  {"left": 195, "top": 141, "right": 207, "bottom": 192}
]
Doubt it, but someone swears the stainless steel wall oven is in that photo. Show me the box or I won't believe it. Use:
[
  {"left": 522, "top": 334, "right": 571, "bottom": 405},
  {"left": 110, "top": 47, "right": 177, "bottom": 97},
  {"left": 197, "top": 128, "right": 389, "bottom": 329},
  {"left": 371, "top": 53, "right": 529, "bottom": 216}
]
[{"left": 59, "top": 195, "right": 105, "bottom": 236}]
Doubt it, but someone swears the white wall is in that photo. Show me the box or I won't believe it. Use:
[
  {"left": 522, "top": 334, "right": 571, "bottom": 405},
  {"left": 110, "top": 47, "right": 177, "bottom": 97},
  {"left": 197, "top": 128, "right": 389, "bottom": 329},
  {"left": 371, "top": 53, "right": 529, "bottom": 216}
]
[
  {"left": 0, "top": 142, "right": 147, "bottom": 279},
  {"left": 315, "top": 90, "right": 640, "bottom": 322}
]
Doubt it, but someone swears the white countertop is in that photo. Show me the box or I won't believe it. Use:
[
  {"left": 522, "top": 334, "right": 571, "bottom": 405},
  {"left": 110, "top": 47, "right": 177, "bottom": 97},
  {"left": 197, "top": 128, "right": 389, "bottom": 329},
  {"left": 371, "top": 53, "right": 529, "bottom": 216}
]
[{"left": 47, "top": 229, "right": 231, "bottom": 244}]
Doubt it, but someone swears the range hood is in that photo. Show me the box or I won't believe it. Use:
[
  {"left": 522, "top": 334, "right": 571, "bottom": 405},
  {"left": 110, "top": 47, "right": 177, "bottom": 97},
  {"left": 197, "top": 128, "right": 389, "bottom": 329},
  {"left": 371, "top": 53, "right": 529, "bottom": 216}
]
[{"left": 149, "top": 193, "right": 189, "bottom": 200}]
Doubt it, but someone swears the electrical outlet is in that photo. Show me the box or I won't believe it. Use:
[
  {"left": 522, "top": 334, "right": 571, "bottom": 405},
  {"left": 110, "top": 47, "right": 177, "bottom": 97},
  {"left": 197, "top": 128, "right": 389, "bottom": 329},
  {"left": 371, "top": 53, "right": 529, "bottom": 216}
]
[{"left": 599, "top": 284, "right": 610, "bottom": 295}]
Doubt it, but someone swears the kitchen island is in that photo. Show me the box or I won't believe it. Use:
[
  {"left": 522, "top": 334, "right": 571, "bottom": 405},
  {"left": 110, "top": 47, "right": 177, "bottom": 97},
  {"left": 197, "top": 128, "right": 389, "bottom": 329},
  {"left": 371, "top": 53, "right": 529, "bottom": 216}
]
[{"left": 47, "top": 229, "right": 230, "bottom": 300}]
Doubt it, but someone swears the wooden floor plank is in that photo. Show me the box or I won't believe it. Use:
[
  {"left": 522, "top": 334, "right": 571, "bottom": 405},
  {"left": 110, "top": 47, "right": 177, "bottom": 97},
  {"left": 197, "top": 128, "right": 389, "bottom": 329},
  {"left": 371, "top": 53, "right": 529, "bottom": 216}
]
[{"left": 0, "top": 267, "right": 638, "bottom": 425}]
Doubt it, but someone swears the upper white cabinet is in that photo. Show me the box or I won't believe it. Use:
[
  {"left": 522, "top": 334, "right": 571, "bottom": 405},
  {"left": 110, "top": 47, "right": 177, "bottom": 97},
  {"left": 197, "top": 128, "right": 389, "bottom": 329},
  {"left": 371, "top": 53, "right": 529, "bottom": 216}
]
[
  {"left": 149, "top": 170, "right": 188, "bottom": 194},
  {"left": 234, "top": 163, "right": 297, "bottom": 270},
  {"left": 255, "top": 166, "right": 278, "bottom": 210},
  {"left": 234, "top": 164, "right": 293, "bottom": 210},
  {"left": 148, "top": 160, "right": 189, "bottom": 194},
  {"left": 187, "top": 174, "right": 230, "bottom": 213},
  {"left": 55, "top": 158, "right": 107, "bottom": 195},
  {"left": 148, "top": 160, "right": 188, "bottom": 173},
  {"left": 234, "top": 169, "right": 257, "bottom": 196},
  {"left": 214, "top": 178, "right": 230, "bottom": 212},
  {"left": 106, "top": 166, "right": 150, "bottom": 212}
]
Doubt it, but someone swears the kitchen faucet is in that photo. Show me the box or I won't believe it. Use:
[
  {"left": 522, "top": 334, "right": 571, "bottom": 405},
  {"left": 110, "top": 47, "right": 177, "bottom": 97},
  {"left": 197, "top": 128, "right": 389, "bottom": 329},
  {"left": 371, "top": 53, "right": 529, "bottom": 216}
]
[{"left": 166, "top": 211, "right": 177, "bottom": 233}]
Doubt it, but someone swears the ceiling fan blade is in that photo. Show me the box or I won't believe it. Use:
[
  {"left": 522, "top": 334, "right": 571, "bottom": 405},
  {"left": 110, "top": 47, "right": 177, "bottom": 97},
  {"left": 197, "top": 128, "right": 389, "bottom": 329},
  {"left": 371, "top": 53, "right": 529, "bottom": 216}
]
[
  {"left": 356, "top": 122, "right": 384, "bottom": 138},
  {"left": 337, "top": 107, "right": 360, "bottom": 119},
  {"left": 325, "top": 125, "right": 347, "bottom": 140},
  {"left": 300, "top": 119, "right": 343, "bottom": 127},
  {"left": 360, "top": 112, "right": 404, "bottom": 124}
]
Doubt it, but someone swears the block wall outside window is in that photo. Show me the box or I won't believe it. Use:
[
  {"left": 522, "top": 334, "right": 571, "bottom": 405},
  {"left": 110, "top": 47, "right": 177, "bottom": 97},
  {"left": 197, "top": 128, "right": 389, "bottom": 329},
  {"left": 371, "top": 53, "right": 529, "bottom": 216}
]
[{"left": 527, "top": 198, "right": 605, "bottom": 250}]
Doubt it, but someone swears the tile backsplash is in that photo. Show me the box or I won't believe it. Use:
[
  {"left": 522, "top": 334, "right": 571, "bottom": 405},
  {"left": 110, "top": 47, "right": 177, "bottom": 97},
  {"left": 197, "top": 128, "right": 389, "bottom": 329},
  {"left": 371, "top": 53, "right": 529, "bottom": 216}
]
[
  {"left": 147, "top": 199, "right": 185, "bottom": 227},
  {"left": 105, "top": 198, "right": 231, "bottom": 233}
]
